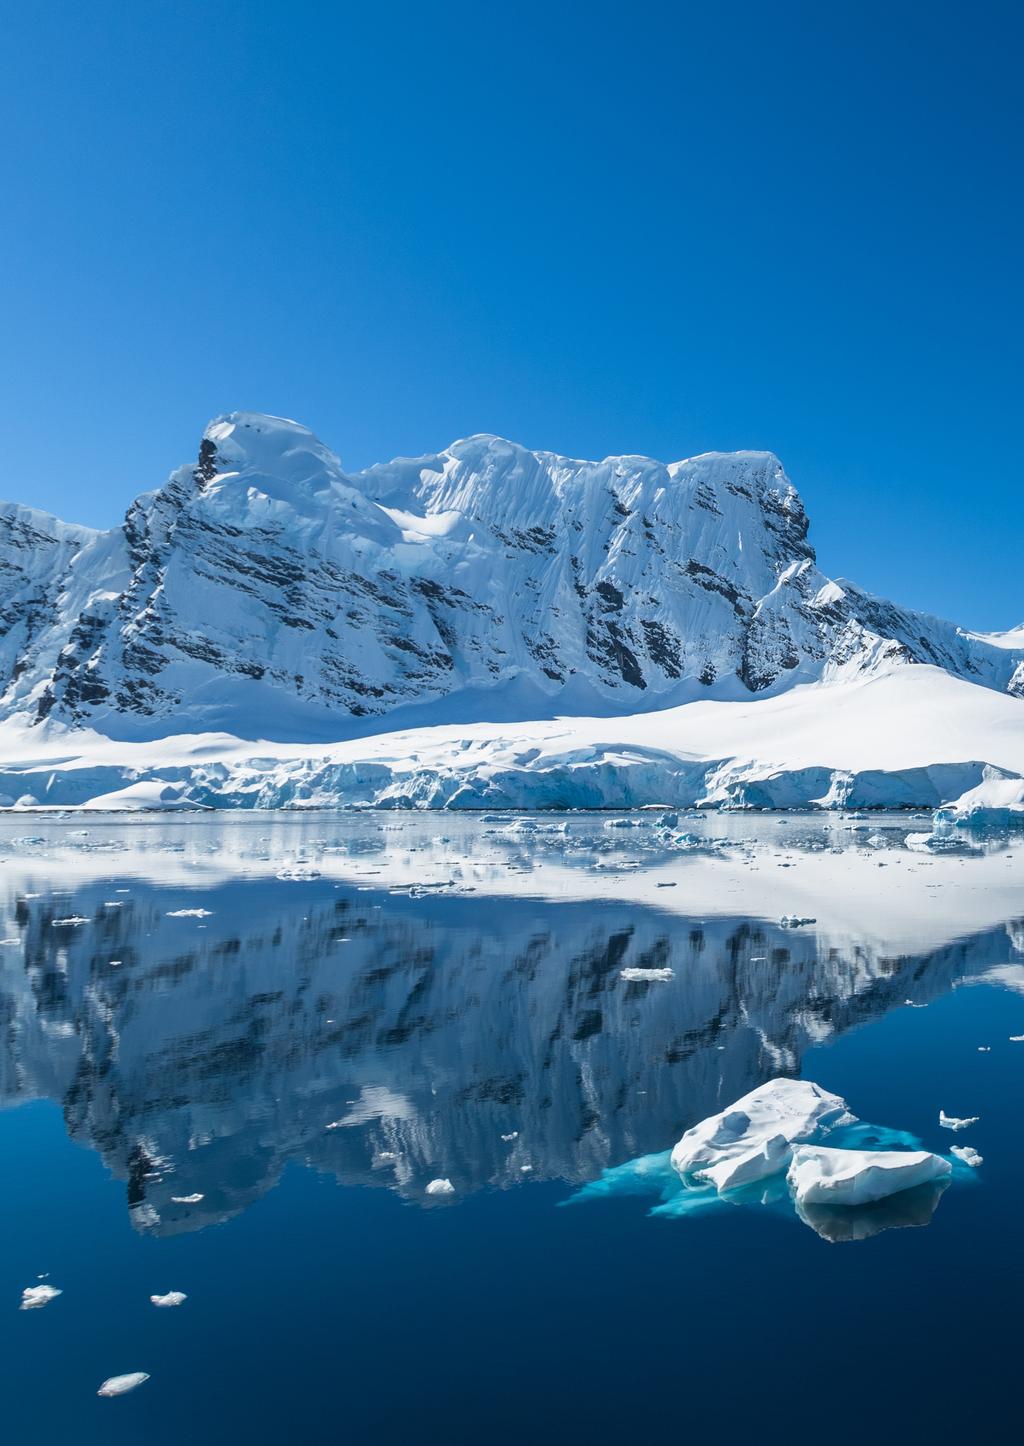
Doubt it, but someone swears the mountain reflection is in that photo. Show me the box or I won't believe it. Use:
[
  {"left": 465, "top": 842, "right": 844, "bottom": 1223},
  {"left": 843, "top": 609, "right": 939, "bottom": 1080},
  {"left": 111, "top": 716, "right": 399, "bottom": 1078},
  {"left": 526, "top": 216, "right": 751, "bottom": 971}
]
[{"left": 0, "top": 868, "right": 1018, "bottom": 1234}]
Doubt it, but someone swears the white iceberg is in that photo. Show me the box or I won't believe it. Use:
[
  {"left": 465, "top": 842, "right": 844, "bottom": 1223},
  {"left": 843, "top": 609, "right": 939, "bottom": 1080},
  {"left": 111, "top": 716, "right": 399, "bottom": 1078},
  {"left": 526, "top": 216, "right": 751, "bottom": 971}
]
[
  {"left": 939, "top": 1110, "right": 979, "bottom": 1131},
  {"left": 170, "top": 1193, "right": 204, "bottom": 1204},
  {"left": 20, "top": 1284, "right": 62, "bottom": 1310},
  {"left": 97, "top": 1372, "right": 150, "bottom": 1397},
  {"left": 166, "top": 907, "right": 213, "bottom": 918},
  {"left": 150, "top": 1291, "right": 187, "bottom": 1308},
  {"left": 671, "top": 1078, "right": 849, "bottom": 1192},
  {"left": 787, "top": 1145, "right": 951, "bottom": 1207},
  {"left": 425, "top": 1178, "right": 455, "bottom": 1196},
  {"left": 620, "top": 967, "right": 674, "bottom": 982},
  {"left": 951, "top": 1145, "right": 983, "bottom": 1168}
]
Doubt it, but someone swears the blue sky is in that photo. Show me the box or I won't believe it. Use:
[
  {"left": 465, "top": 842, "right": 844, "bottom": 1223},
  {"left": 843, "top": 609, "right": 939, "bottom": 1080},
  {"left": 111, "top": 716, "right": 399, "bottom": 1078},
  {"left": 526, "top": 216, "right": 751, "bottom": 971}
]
[{"left": 1, "top": 0, "right": 1020, "bottom": 627}]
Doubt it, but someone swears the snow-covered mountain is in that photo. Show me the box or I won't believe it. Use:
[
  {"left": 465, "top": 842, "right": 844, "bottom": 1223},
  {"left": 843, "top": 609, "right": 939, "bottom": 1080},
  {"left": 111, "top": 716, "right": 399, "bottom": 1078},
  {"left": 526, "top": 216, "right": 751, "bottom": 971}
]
[{"left": 1, "top": 411, "right": 1020, "bottom": 742}]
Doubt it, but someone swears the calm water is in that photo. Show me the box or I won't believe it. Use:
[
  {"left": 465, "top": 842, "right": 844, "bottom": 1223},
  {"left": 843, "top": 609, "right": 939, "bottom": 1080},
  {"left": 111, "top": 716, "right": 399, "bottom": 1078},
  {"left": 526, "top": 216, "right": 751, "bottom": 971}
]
[{"left": 1, "top": 812, "right": 1021, "bottom": 1443}]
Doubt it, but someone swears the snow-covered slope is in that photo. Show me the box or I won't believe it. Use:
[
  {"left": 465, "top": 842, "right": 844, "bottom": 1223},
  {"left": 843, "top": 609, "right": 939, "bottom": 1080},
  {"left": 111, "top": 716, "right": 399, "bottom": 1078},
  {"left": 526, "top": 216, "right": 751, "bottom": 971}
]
[{"left": 0, "top": 411, "right": 1020, "bottom": 741}]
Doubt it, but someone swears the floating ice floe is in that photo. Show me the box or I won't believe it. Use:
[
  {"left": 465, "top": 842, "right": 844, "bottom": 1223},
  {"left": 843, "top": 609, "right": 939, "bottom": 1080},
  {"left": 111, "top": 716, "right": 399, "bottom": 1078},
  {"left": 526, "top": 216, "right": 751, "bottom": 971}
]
[
  {"left": 20, "top": 1284, "right": 62, "bottom": 1310},
  {"left": 978, "top": 1046, "right": 991, "bottom": 1052},
  {"left": 500, "top": 1131, "right": 519, "bottom": 1142},
  {"left": 166, "top": 907, "right": 213, "bottom": 918},
  {"left": 1010, "top": 1035, "right": 1024, "bottom": 1043},
  {"left": 951, "top": 1145, "right": 983, "bottom": 1168},
  {"left": 780, "top": 915, "right": 816, "bottom": 928},
  {"left": 97, "top": 1373, "right": 150, "bottom": 1397},
  {"left": 170, "top": 1193, "right": 204, "bottom": 1204},
  {"left": 276, "top": 865, "right": 322, "bottom": 881},
  {"left": 787, "top": 1145, "right": 951, "bottom": 1207},
  {"left": 51, "top": 916, "right": 89, "bottom": 927},
  {"left": 620, "top": 967, "right": 674, "bottom": 982},
  {"left": 150, "top": 1291, "right": 187, "bottom": 1308},
  {"left": 425, "top": 1178, "right": 455, "bottom": 1196},
  {"left": 939, "top": 1110, "right": 979, "bottom": 1131},
  {"left": 671, "top": 1078, "right": 850, "bottom": 1192}
]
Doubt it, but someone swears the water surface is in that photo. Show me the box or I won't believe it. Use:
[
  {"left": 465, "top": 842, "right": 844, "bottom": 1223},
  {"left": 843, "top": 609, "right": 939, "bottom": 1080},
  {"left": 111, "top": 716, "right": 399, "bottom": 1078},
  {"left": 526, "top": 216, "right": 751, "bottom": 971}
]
[{"left": 1, "top": 813, "right": 1021, "bottom": 1442}]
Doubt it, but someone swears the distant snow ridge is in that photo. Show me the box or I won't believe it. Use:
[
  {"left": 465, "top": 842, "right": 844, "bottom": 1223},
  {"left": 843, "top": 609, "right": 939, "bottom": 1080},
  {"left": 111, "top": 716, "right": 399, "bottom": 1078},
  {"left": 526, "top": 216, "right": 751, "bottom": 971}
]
[{"left": 0, "top": 411, "right": 1020, "bottom": 739}]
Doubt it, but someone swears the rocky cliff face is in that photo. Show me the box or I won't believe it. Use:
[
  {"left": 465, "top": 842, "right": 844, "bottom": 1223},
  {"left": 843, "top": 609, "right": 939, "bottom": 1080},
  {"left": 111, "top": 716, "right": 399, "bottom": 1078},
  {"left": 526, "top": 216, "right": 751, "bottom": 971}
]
[{"left": 0, "top": 412, "right": 1019, "bottom": 739}]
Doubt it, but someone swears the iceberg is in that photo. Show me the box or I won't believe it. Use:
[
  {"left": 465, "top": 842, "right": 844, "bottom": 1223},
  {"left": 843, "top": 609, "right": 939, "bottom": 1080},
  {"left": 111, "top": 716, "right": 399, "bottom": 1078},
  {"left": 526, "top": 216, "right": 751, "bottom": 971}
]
[
  {"left": 425, "top": 1178, "right": 455, "bottom": 1196},
  {"left": 20, "top": 1284, "right": 62, "bottom": 1310},
  {"left": 950, "top": 1145, "right": 983, "bottom": 1168},
  {"left": 97, "top": 1373, "right": 150, "bottom": 1397},
  {"left": 939, "top": 1110, "right": 979, "bottom": 1131},
  {"left": 796, "top": 1179, "right": 949, "bottom": 1243},
  {"left": 670, "top": 1078, "right": 849, "bottom": 1192},
  {"left": 150, "top": 1290, "right": 187, "bottom": 1308},
  {"left": 787, "top": 1145, "right": 951, "bottom": 1207}
]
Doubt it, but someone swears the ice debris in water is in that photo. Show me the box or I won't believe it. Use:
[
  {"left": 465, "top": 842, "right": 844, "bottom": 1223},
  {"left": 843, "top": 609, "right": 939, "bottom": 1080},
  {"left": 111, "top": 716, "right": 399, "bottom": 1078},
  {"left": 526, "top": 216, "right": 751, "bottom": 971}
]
[
  {"left": 780, "top": 915, "right": 816, "bottom": 928},
  {"left": 151, "top": 1291, "right": 187, "bottom": 1308},
  {"left": 939, "top": 1110, "right": 979, "bottom": 1131},
  {"left": 166, "top": 907, "right": 213, "bottom": 918},
  {"left": 171, "top": 1193, "right": 204, "bottom": 1204},
  {"left": 51, "top": 916, "right": 89, "bottom": 927},
  {"left": 787, "top": 1145, "right": 951, "bottom": 1207},
  {"left": 276, "top": 865, "right": 322, "bottom": 881},
  {"left": 425, "top": 1178, "right": 455, "bottom": 1196},
  {"left": 500, "top": 1132, "right": 519, "bottom": 1142},
  {"left": 951, "top": 1145, "right": 983, "bottom": 1168},
  {"left": 20, "top": 1284, "right": 62, "bottom": 1310},
  {"left": 97, "top": 1373, "right": 150, "bottom": 1397},
  {"left": 978, "top": 1046, "right": 991, "bottom": 1052},
  {"left": 1010, "top": 1035, "right": 1024, "bottom": 1043},
  {"left": 620, "top": 967, "right": 674, "bottom": 982},
  {"left": 671, "top": 1078, "right": 850, "bottom": 1193}
]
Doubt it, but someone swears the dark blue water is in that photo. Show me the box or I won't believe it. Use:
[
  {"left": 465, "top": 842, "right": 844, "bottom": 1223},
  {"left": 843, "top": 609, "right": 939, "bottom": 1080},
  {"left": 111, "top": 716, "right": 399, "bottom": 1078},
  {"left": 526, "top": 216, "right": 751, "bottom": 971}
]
[{"left": 0, "top": 815, "right": 1021, "bottom": 1443}]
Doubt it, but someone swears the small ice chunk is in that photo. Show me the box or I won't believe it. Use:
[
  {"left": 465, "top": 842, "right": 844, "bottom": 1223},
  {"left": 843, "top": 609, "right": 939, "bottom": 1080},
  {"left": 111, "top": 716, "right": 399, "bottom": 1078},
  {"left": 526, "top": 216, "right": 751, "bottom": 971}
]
[
  {"left": 978, "top": 1046, "right": 991, "bottom": 1052},
  {"left": 780, "top": 915, "right": 816, "bottom": 928},
  {"left": 276, "top": 865, "right": 322, "bottom": 881},
  {"left": 166, "top": 908, "right": 213, "bottom": 918},
  {"left": 171, "top": 1193, "right": 204, "bottom": 1204},
  {"left": 20, "top": 1284, "right": 62, "bottom": 1310},
  {"left": 671, "top": 1078, "right": 850, "bottom": 1193},
  {"left": 150, "top": 1291, "right": 187, "bottom": 1308},
  {"left": 788, "top": 1145, "right": 951, "bottom": 1207},
  {"left": 1010, "top": 1035, "right": 1024, "bottom": 1043},
  {"left": 97, "top": 1373, "right": 150, "bottom": 1397},
  {"left": 425, "top": 1178, "right": 455, "bottom": 1196},
  {"left": 951, "top": 1145, "right": 983, "bottom": 1168},
  {"left": 620, "top": 967, "right": 674, "bottom": 982},
  {"left": 500, "top": 1132, "right": 518, "bottom": 1142},
  {"left": 939, "top": 1110, "right": 979, "bottom": 1131},
  {"left": 51, "top": 916, "right": 89, "bottom": 927}
]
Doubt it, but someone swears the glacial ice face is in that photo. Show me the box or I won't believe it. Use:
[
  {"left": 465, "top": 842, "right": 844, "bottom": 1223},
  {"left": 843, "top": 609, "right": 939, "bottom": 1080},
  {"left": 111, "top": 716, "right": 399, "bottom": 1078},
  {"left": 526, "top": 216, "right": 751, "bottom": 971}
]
[
  {"left": 670, "top": 1078, "right": 850, "bottom": 1192},
  {"left": 787, "top": 1145, "right": 951, "bottom": 1207}
]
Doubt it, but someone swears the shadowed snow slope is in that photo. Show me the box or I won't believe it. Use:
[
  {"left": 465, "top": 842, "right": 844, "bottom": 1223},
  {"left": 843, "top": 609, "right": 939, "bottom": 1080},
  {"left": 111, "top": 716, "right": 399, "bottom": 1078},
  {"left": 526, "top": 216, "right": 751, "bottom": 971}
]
[{"left": 0, "top": 412, "right": 1019, "bottom": 809}]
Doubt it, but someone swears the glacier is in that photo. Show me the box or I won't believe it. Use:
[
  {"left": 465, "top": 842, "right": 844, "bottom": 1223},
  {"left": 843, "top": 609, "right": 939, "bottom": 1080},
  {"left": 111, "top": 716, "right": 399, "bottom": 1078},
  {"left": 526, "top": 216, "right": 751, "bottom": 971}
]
[{"left": 0, "top": 411, "right": 1020, "bottom": 812}]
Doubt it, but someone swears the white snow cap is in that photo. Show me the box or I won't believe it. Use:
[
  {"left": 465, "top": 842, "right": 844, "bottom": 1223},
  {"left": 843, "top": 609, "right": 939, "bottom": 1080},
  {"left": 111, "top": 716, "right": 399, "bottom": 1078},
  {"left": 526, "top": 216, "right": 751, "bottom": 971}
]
[
  {"left": 671, "top": 1077, "right": 849, "bottom": 1192},
  {"left": 787, "top": 1145, "right": 951, "bottom": 1207}
]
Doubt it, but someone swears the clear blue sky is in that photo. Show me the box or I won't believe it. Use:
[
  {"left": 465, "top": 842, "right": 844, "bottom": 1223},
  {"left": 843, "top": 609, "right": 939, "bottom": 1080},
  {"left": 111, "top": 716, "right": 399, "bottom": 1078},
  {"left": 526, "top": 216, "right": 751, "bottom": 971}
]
[{"left": 1, "top": 0, "right": 1020, "bottom": 627}]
